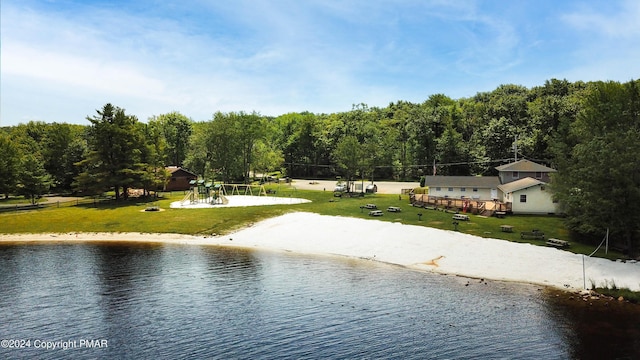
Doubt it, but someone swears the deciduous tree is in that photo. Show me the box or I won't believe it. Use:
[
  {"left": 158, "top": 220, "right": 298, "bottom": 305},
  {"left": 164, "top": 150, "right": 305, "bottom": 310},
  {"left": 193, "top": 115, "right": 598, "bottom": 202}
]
[
  {"left": 332, "top": 135, "right": 364, "bottom": 191},
  {"left": 552, "top": 80, "right": 640, "bottom": 253},
  {"left": 18, "top": 153, "right": 53, "bottom": 204},
  {"left": 149, "top": 112, "right": 192, "bottom": 167},
  {"left": 0, "top": 133, "right": 22, "bottom": 198}
]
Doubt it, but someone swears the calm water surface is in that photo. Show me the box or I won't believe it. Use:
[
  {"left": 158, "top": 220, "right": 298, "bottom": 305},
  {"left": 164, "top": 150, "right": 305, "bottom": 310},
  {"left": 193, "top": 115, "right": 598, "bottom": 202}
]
[{"left": 0, "top": 242, "right": 638, "bottom": 359}]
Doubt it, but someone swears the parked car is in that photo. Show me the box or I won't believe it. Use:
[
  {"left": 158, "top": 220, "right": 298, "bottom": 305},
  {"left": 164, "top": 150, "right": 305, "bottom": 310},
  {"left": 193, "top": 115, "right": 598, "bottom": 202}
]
[{"left": 334, "top": 183, "right": 347, "bottom": 192}]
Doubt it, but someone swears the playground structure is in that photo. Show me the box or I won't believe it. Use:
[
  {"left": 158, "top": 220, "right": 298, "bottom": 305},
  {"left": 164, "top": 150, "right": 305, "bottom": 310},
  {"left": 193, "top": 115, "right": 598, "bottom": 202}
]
[
  {"left": 226, "top": 183, "right": 268, "bottom": 196},
  {"left": 180, "top": 180, "right": 268, "bottom": 206},
  {"left": 171, "top": 181, "right": 309, "bottom": 209}
]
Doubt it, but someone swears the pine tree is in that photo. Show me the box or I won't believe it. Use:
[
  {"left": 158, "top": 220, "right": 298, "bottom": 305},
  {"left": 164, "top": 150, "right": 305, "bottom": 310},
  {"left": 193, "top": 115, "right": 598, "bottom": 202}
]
[{"left": 75, "top": 104, "right": 144, "bottom": 199}]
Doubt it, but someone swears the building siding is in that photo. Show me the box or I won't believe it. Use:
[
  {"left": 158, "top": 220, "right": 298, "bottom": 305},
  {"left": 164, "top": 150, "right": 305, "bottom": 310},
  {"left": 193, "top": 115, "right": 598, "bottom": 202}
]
[
  {"left": 164, "top": 168, "right": 197, "bottom": 191},
  {"left": 499, "top": 171, "right": 552, "bottom": 185},
  {"left": 502, "top": 184, "right": 558, "bottom": 214},
  {"left": 428, "top": 187, "right": 495, "bottom": 200}
]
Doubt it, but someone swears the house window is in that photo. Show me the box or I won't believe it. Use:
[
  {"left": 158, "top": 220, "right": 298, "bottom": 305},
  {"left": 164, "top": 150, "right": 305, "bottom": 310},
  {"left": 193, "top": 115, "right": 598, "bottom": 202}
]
[
  {"left": 512, "top": 171, "right": 519, "bottom": 178},
  {"left": 460, "top": 188, "right": 466, "bottom": 192},
  {"left": 448, "top": 187, "right": 453, "bottom": 192},
  {"left": 535, "top": 172, "right": 542, "bottom": 179},
  {"left": 473, "top": 188, "right": 478, "bottom": 192},
  {"left": 520, "top": 194, "right": 527, "bottom": 203},
  {"left": 435, "top": 187, "right": 441, "bottom": 191}
]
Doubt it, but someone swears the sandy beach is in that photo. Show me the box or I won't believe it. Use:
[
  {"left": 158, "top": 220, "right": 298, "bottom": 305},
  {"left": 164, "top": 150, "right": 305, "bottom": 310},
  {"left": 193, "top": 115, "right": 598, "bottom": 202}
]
[
  {"left": 169, "top": 194, "right": 311, "bottom": 208},
  {"left": 2, "top": 212, "right": 638, "bottom": 292}
]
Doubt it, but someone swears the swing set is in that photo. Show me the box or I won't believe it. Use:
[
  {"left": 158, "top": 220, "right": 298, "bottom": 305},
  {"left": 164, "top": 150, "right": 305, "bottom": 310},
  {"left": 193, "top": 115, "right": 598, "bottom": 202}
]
[{"left": 181, "top": 181, "right": 267, "bottom": 205}]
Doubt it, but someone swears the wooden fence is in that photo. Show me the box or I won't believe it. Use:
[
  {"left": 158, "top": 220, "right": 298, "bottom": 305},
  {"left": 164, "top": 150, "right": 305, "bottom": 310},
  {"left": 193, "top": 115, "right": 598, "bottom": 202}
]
[{"left": 0, "top": 197, "right": 119, "bottom": 213}]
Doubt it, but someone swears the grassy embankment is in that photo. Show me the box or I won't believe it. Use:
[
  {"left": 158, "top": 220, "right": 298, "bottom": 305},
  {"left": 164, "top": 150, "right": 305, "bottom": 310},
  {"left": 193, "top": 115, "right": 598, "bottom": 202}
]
[{"left": 593, "top": 285, "right": 640, "bottom": 304}]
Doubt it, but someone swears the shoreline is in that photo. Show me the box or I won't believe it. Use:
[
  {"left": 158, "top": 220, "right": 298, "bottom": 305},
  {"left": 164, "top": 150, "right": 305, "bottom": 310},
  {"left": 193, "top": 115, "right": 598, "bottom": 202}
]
[{"left": 2, "top": 212, "right": 639, "bottom": 293}]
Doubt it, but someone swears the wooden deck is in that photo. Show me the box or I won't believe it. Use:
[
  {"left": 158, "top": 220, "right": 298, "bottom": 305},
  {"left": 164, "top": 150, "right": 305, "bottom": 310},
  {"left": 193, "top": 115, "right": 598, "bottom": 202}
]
[{"left": 409, "top": 193, "right": 511, "bottom": 216}]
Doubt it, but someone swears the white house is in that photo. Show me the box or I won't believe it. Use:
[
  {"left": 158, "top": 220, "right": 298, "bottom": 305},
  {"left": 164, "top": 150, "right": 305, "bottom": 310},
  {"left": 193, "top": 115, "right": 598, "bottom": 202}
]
[
  {"left": 422, "top": 176, "right": 500, "bottom": 201},
  {"left": 420, "top": 159, "right": 559, "bottom": 215},
  {"left": 498, "top": 177, "right": 558, "bottom": 214}
]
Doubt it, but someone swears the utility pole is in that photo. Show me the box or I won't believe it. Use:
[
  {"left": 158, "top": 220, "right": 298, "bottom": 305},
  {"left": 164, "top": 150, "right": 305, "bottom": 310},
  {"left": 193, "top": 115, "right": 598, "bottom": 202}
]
[{"left": 513, "top": 134, "right": 518, "bottom": 162}]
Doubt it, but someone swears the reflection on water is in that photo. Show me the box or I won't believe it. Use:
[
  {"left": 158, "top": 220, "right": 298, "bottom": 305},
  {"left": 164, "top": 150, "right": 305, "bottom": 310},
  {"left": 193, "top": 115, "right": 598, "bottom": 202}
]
[
  {"left": 0, "top": 242, "right": 637, "bottom": 359},
  {"left": 544, "top": 288, "right": 640, "bottom": 359}
]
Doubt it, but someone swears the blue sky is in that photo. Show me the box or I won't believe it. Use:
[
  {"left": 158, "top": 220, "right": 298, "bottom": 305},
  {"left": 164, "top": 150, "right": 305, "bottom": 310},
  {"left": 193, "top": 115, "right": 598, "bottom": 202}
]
[{"left": 2, "top": 0, "right": 639, "bottom": 126}]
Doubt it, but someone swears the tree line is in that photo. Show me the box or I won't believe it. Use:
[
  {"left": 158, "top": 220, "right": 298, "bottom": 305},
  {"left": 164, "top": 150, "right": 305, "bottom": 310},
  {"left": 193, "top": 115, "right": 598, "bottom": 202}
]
[{"left": 1, "top": 78, "right": 638, "bottom": 252}]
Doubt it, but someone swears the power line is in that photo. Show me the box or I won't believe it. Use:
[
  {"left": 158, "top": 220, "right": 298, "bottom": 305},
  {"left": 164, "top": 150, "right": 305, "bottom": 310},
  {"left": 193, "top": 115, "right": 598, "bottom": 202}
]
[{"left": 284, "top": 158, "right": 519, "bottom": 169}]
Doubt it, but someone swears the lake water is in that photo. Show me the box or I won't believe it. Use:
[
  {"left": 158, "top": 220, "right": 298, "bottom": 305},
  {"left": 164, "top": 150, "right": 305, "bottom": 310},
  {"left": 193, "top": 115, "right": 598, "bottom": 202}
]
[{"left": 0, "top": 242, "right": 638, "bottom": 359}]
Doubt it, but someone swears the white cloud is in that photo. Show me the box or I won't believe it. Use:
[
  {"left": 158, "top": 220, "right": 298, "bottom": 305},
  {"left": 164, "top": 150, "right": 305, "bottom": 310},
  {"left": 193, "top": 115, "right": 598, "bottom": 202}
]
[
  {"left": 562, "top": 0, "right": 640, "bottom": 38},
  {"left": 555, "top": 0, "right": 640, "bottom": 82},
  {"left": 4, "top": 43, "right": 168, "bottom": 99}
]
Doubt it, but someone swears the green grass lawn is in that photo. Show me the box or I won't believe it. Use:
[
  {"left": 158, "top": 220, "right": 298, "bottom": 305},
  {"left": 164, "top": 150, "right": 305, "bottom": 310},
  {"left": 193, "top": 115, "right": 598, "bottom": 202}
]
[{"left": 0, "top": 185, "right": 622, "bottom": 260}]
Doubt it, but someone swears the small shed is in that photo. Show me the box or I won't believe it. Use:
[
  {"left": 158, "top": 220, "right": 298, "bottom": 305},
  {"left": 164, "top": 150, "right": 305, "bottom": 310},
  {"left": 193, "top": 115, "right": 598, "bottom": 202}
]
[{"left": 164, "top": 167, "right": 197, "bottom": 191}]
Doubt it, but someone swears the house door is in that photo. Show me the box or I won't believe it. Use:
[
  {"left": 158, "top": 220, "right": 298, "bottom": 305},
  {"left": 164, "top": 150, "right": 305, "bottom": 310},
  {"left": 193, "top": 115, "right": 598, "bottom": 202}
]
[{"left": 491, "top": 188, "right": 498, "bottom": 200}]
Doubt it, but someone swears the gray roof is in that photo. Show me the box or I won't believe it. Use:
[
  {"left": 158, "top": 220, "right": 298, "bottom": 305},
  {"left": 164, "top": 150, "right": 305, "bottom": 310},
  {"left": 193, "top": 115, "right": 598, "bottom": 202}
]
[
  {"left": 498, "top": 177, "right": 546, "bottom": 193},
  {"left": 495, "top": 159, "right": 556, "bottom": 173},
  {"left": 423, "top": 176, "right": 500, "bottom": 188},
  {"left": 166, "top": 166, "right": 197, "bottom": 176}
]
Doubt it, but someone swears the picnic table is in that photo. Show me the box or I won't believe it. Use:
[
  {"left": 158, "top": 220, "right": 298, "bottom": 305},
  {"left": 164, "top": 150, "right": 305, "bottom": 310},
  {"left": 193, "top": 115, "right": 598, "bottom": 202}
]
[
  {"left": 520, "top": 231, "right": 545, "bottom": 240},
  {"left": 368, "top": 210, "right": 383, "bottom": 216},
  {"left": 546, "top": 238, "right": 570, "bottom": 248},
  {"left": 500, "top": 225, "right": 513, "bottom": 233}
]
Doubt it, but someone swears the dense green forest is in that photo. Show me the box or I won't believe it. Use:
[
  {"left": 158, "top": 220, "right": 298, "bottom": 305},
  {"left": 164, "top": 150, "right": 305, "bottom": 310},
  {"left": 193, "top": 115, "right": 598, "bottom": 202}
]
[{"left": 1, "top": 78, "right": 639, "bottom": 252}]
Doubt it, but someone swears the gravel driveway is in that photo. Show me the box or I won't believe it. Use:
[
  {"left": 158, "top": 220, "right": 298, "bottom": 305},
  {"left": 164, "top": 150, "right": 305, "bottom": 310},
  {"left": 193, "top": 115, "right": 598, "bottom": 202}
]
[{"left": 289, "top": 179, "right": 420, "bottom": 194}]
